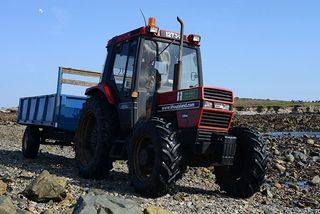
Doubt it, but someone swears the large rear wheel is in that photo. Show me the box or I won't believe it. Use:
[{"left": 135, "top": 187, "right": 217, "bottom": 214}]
[
  {"left": 75, "top": 96, "right": 117, "bottom": 179},
  {"left": 215, "top": 127, "right": 268, "bottom": 198},
  {"left": 128, "top": 117, "right": 181, "bottom": 197}
]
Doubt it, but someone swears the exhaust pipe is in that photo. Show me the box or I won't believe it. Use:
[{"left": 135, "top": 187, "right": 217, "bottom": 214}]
[{"left": 173, "top": 16, "right": 184, "bottom": 90}]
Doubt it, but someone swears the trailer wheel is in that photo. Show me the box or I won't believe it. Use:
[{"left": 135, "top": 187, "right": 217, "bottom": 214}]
[
  {"left": 215, "top": 127, "right": 268, "bottom": 198},
  {"left": 128, "top": 117, "right": 181, "bottom": 197},
  {"left": 22, "top": 126, "right": 40, "bottom": 159},
  {"left": 75, "top": 96, "right": 117, "bottom": 179}
]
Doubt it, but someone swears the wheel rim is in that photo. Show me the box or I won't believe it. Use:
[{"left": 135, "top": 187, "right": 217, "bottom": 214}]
[
  {"left": 79, "top": 112, "right": 98, "bottom": 165},
  {"left": 134, "top": 136, "right": 155, "bottom": 181}
]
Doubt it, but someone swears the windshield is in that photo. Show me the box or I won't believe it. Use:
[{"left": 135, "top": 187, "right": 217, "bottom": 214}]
[{"left": 138, "top": 39, "right": 199, "bottom": 93}]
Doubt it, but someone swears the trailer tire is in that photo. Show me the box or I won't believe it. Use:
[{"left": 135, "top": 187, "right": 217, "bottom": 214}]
[
  {"left": 215, "top": 127, "right": 267, "bottom": 198},
  {"left": 75, "top": 96, "right": 117, "bottom": 179},
  {"left": 22, "top": 126, "right": 40, "bottom": 159},
  {"left": 128, "top": 117, "right": 181, "bottom": 197}
]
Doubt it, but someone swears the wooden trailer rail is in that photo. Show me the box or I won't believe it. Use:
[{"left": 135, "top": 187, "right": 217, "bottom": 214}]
[{"left": 54, "top": 67, "right": 101, "bottom": 125}]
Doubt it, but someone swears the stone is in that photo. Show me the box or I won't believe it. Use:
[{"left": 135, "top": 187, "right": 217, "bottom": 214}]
[
  {"left": 306, "top": 139, "right": 315, "bottom": 145},
  {"left": 274, "top": 183, "right": 282, "bottom": 189},
  {"left": 73, "top": 195, "right": 141, "bottom": 214},
  {"left": 292, "top": 151, "right": 307, "bottom": 162},
  {"left": 312, "top": 156, "right": 320, "bottom": 162},
  {"left": 22, "top": 170, "right": 67, "bottom": 202},
  {"left": 274, "top": 163, "right": 286, "bottom": 173},
  {"left": 0, "top": 180, "right": 7, "bottom": 195},
  {"left": 274, "top": 149, "right": 280, "bottom": 155},
  {"left": 310, "top": 175, "right": 320, "bottom": 185},
  {"left": 261, "top": 188, "right": 273, "bottom": 198},
  {"left": 262, "top": 206, "right": 276, "bottom": 214},
  {"left": 285, "top": 154, "right": 295, "bottom": 163},
  {"left": 0, "top": 196, "right": 17, "bottom": 214},
  {"left": 17, "top": 210, "right": 33, "bottom": 214},
  {"left": 144, "top": 205, "right": 173, "bottom": 214},
  {"left": 296, "top": 161, "right": 305, "bottom": 168}
]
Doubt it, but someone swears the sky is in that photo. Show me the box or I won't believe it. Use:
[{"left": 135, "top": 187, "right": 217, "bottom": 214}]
[{"left": 0, "top": 0, "right": 319, "bottom": 107}]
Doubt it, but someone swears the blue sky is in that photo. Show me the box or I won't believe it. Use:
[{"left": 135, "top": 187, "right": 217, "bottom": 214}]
[{"left": 0, "top": 1, "right": 319, "bottom": 107}]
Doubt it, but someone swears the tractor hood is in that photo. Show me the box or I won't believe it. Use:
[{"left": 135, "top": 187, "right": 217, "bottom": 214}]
[{"left": 157, "top": 86, "right": 234, "bottom": 131}]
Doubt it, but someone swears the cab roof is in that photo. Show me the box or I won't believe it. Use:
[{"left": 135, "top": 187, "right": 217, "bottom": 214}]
[{"left": 107, "top": 26, "right": 200, "bottom": 47}]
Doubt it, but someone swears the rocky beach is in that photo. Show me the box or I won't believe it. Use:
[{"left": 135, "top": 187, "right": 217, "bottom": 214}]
[{"left": 0, "top": 108, "right": 319, "bottom": 213}]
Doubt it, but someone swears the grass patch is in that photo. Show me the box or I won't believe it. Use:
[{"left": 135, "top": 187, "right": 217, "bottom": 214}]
[{"left": 235, "top": 98, "right": 320, "bottom": 107}]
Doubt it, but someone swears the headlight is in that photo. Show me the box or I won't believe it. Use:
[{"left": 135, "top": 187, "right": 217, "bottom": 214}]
[
  {"left": 214, "top": 102, "right": 230, "bottom": 110},
  {"left": 203, "top": 101, "right": 213, "bottom": 108}
]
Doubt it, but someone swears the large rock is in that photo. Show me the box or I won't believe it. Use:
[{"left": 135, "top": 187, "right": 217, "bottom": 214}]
[
  {"left": 22, "top": 170, "right": 67, "bottom": 202},
  {"left": 73, "top": 195, "right": 141, "bottom": 214},
  {"left": 0, "top": 180, "right": 7, "bottom": 195},
  {"left": 0, "top": 196, "right": 17, "bottom": 214},
  {"left": 144, "top": 205, "right": 173, "bottom": 214}
]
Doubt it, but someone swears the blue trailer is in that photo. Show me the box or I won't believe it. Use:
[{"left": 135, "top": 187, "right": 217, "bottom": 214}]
[{"left": 17, "top": 67, "right": 101, "bottom": 158}]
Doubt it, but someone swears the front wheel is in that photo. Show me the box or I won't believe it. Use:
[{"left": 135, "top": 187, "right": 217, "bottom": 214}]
[
  {"left": 22, "top": 126, "right": 40, "bottom": 159},
  {"left": 215, "top": 127, "right": 268, "bottom": 198},
  {"left": 128, "top": 118, "right": 181, "bottom": 197}
]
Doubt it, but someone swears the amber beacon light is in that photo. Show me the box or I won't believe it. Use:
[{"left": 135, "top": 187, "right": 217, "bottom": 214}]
[{"left": 148, "top": 17, "right": 159, "bottom": 34}]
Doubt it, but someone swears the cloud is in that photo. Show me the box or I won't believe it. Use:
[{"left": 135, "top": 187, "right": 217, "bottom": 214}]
[{"left": 38, "top": 8, "right": 44, "bottom": 14}]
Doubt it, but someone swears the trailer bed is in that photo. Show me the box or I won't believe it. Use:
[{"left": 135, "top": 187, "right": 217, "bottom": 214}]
[
  {"left": 17, "top": 67, "right": 101, "bottom": 133},
  {"left": 17, "top": 94, "right": 86, "bottom": 132}
]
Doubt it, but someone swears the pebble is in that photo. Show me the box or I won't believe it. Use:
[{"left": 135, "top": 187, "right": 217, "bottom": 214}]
[
  {"left": 274, "top": 183, "right": 282, "bottom": 189},
  {"left": 310, "top": 175, "right": 320, "bottom": 185},
  {"left": 285, "top": 154, "right": 295, "bottom": 163},
  {"left": 274, "top": 163, "right": 286, "bottom": 173},
  {"left": 306, "top": 139, "right": 315, "bottom": 145}
]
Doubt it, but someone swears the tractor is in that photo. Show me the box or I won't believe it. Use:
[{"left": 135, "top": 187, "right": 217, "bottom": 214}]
[{"left": 74, "top": 17, "right": 267, "bottom": 198}]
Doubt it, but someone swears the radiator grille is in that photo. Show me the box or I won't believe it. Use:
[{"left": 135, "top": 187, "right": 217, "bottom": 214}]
[
  {"left": 196, "top": 129, "right": 213, "bottom": 142},
  {"left": 204, "top": 88, "right": 233, "bottom": 102},
  {"left": 200, "top": 110, "right": 231, "bottom": 128}
]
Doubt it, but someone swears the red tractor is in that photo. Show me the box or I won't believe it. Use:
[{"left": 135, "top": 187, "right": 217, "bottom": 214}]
[{"left": 75, "top": 17, "right": 267, "bottom": 198}]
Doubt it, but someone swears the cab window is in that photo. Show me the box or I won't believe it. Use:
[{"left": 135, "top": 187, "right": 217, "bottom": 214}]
[{"left": 111, "top": 40, "right": 137, "bottom": 91}]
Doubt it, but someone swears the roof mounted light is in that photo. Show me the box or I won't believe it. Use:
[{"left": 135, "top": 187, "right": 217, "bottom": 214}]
[
  {"left": 147, "top": 17, "right": 159, "bottom": 34},
  {"left": 148, "top": 17, "right": 156, "bottom": 27},
  {"left": 188, "top": 34, "right": 201, "bottom": 43}
]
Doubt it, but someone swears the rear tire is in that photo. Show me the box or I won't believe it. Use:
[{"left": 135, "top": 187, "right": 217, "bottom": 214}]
[
  {"left": 22, "top": 126, "right": 40, "bottom": 159},
  {"left": 215, "top": 127, "right": 267, "bottom": 198},
  {"left": 75, "top": 96, "right": 117, "bottom": 179},
  {"left": 128, "top": 117, "right": 181, "bottom": 197}
]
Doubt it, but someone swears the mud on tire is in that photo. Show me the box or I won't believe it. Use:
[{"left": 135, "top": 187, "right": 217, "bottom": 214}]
[
  {"left": 215, "top": 126, "right": 268, "bottom": 198},
  {"left": 128, "top": 117, "right": 181, "bottom": 197},
  {"left": 75, "top": 95, "right": 117, "bottom": 179}
]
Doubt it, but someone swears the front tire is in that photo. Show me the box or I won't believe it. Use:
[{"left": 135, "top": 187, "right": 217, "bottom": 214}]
[
  {"left": 215, "top": 127, "right": 268, "bottom": 198},
  {"left": 22, "top": 126, "right": 40, "bottom": 158},
  {"left": 75, "top": 96, "right": 116, "bottom": 179},
  {"left": 128, "top": 117, "right": 181, "bottom": 197}
]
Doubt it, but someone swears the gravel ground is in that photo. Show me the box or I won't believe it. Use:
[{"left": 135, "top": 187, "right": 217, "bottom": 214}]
[{"left": 0, "top": 111, "right": 319, "bottom": 213}]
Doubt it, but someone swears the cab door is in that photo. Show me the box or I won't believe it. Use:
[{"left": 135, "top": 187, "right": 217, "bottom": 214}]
[{"left": 110, "top": 40, "right": 138, "bottom": 130}]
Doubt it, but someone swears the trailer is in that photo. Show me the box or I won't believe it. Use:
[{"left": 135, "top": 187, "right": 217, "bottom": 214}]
[{"left": 17, "top": 67, "right": 101, "bottom": 158}]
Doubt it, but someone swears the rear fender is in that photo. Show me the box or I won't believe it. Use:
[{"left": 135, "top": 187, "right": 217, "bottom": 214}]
[{"left": 85, "top": 83, "right": 117, "bottom": 105}]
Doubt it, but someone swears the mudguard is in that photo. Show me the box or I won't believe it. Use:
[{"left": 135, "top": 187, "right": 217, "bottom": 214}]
[{"left": 85, "top": 83, "right": 117, "bottom": 105}]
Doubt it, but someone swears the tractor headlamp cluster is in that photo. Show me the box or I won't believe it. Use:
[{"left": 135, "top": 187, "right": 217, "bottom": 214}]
[
  {"left": 203, "top": 101, "right": 231, "bottom": 110},
  {"left": 188, "top": 34, "right": 201, "bottom": 43}
]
